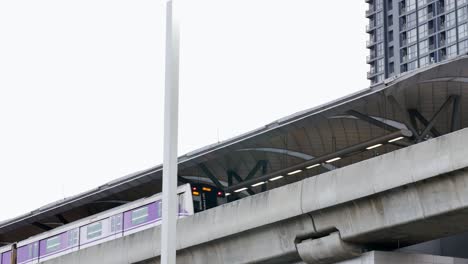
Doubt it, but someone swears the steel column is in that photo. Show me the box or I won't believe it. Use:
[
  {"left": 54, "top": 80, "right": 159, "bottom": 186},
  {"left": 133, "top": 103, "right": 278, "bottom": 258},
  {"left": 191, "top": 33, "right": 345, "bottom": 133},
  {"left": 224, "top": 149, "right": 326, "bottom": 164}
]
[{"left": 451, "top": 95, "right": 461, "bottom": 132}]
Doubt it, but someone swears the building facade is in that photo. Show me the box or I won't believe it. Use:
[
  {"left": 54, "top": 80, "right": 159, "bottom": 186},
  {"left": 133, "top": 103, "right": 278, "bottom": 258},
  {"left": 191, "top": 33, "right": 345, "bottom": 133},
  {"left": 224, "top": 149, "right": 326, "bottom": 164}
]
[{"left": 366, "top": 0, "right": 468, "bottom": 85}]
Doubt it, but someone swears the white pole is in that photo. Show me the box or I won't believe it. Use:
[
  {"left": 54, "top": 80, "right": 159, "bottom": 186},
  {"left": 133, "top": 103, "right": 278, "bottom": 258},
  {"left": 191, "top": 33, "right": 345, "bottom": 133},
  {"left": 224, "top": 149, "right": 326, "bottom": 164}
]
[{"left": 161, "top": 0, "right": 179, "bottom": 263}]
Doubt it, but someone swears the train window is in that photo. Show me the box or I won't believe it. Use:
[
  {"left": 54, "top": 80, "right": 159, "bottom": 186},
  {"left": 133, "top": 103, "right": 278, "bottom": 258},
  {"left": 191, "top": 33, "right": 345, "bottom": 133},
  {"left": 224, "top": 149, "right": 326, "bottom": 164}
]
[
  {"left": 87, "top": 222, "right": 103, "bottom": 240},
  {"left": 68, "top": 229, "right": 79, "bottom": 246},
  {"left": 178, "top": 195, "right": 184, "bottom": 214},
  {"left": 110, "top": 214, "right": 122, "bottom": 232},
  {"left": 28, "top": 242, "right": 39, "bottom": 258},
  {"left": 131, "top": 206, "right": 149, "bottom": 225},
  {"left": 157, "top": 201, "right": 162, "bottom": 219},
  {"left": 46, "top": 236, "right": 61, "bottom": 253}
]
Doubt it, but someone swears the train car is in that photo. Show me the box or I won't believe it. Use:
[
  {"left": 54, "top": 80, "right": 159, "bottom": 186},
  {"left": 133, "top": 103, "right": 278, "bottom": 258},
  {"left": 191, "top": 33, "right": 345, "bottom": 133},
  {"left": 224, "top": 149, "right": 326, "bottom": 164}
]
[
  {"left": 12, "top": 184, "right": 193, "bottom": 264},
  {"left": 191, "top": 183, "right": 227, "bottom": 213}
]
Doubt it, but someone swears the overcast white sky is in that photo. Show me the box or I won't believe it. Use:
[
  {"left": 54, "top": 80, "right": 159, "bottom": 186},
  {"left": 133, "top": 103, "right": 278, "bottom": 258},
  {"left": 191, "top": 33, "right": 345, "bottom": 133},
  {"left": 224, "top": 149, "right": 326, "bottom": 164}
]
[{"left": 0, "top": 0, "right": 368, "bottom": 221}]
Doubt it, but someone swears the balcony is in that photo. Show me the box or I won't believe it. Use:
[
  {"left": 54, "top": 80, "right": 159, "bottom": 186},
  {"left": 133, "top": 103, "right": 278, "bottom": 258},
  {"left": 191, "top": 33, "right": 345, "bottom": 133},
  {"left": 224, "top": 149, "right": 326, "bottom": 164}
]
[
  {"left": 401, "top": 39, "right": 408, "bottom": 46},
  {"left": 439, "top": 39, "right": 446, "bottom": 46},
  {"left": 366, "top": 6, "right": 376, "bottom": 16},
  {"left": 366, "top": 53, "right": 377, "bottom": 63},
  {"left": 366, "top": 39, "right": 376, "bottom": 47},
  {"left": 401, "top": 55, "right": 408, "bottom": 63},
  {"left": 438, "top": 5, "right": 445, "bottom": 14},
  {"left": 429, "top": 43, "right": 436, "bottom": 50},
  {"left": 400, "top": 23, "right": 407, "bottom": 31},
  {"left": 367, "top": 70, "right": 378, "bottom": 78},
  {"left": 439, "top": 22, "right": 446, "bottom": 30},
  {"left": 366, "top": 23, "right": 377, "bottom": 32}
]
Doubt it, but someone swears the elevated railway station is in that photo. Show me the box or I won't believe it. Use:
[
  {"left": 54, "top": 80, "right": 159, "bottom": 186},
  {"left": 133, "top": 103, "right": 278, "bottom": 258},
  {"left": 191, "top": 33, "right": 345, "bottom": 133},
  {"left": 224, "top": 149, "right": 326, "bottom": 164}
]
[{"left": 1, "top": 56, "right": 468, "bottom": 263}]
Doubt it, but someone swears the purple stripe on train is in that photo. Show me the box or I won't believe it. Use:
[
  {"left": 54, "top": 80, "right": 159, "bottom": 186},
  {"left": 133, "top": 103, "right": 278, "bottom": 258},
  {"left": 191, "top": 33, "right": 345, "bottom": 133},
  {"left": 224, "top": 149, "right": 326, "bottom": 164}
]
[{"left": 1, "top": 251, "right": 11, "bottom": 264}]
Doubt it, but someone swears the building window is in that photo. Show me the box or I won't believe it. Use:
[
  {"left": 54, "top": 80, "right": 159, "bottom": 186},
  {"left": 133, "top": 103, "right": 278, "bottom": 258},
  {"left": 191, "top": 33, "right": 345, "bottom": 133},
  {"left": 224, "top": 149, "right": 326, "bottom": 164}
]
[
  {"left": 389, "top": 46, "right": 395, "bottom": 57},
  {"left": 448, "top": 27, "right": 457, "bottom": 43},
  {"left": 408, "top": 28, "right": 417, "bottom": 44},
  {"left": 388, "top": 15, "right": 394, "bottom": 26},
  {"left": 377, "top": 59, "right": 384, "bottom": 72},
  {"left": 408, "top": 60, "right": 418, "bottom": 70},
  {"left": 418, "top": 8, "right": 428, "bottom": 22},
  {"left": 459, "top": 0, "right": 468, "bottom": 6},
  {"left": 420, "top": 56, "right": 429, "bottom": 67},
  {"left": 408, "top": 44, "right": 418, "bottom": 60},
  {"left": 460, "top": 39, "right": 468, "bottom": 53},
  {"left": 388, "top": 30, "right": 394, "bottom": 42},
  {"left": 407, "top": 0, "right": 417, "bottom": 11},
  {"left": 447, "top": 44, "right": 458, "bottom": 57},
  {"left": 446, "top": 12, "right": 456, "bottom": 28},
  {"left": 376, "top": 12, "right": 384, "bottom": 26},
  {"left": 419, "top": 23, "right": 428, "bottom": 38},
  {"left": 407, "top": 12, "right": 417, "bottom": 28},
  {"left": 446, "top": 0, "right": 456, "bottom": 11},
  {"left": 376, "top": 0, "right": 384, "bottom": 10},
  {"left": 376, "top": 27, "right": 384, "bottom": 42},
  {"left": 459, "top": 7, "right": 468, "bottom": 22},
  {"left": 418, "top": 0, "right": 428, "bottom": 6},
  {"left": 419, "top": 39, "right": 429, "bottom": 54},
  {"left": 459, "top": 23, "right": 468, "bottom": 39},
  {"left": 377, "top": 42, "right": 384, "bottom": 56},
  {"left": 389, "top": 62, "right": 395, "bottom": 73}
]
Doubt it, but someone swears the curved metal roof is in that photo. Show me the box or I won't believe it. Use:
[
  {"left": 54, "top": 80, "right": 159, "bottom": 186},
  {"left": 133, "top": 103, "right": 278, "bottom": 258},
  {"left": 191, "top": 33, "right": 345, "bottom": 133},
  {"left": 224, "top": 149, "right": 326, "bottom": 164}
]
[{"left": 1, "top": 55, "right": 468, "bottom": 243}]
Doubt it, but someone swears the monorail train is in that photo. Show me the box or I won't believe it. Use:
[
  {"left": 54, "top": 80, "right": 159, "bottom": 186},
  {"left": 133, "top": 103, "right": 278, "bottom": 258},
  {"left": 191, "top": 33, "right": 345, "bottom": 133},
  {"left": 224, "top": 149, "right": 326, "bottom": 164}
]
[{"left": 0, "top": 183, "right": 225, "bottom": 264}]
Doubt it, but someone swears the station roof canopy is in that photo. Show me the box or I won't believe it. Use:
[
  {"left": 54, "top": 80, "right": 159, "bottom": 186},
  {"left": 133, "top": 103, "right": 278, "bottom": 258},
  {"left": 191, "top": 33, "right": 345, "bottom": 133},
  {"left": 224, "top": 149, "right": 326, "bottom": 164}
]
[{"left": 1, "top": 55, "right": 468, "bottom": 243}]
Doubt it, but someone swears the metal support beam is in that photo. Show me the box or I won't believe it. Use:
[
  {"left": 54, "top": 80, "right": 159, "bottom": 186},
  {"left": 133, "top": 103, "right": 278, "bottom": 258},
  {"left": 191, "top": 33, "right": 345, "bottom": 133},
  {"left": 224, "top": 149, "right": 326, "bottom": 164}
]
[
  {"left": 56, "top": 214, "right": 69, "bottom": 225},
  {"left": 417, "top": 95, "right": 456, "bottom": 141},
  {"left": 388, "top": 95, "right": 419, "bottom": 138},
  {"left": 408, "top": 109, "right": 441, "bottom": 137},
  {"left": 198, "top": 163, "right": 225, "bottom": 190},
  {"left": 226, "top": 129, "right": 412, "bottom": 193},
  {"left": 244, "top": 160, "right": 267, "bottom": 182},
  {"left": 451, "top": 95, "right": 461, "bottom": 132},
  {"left": 32, "top": 222, "right": 53, "bottom": 231},
  {"left": 346, "top": 110, "right": 399, "bottom": 132},
  {"left": 261, "top": 161, "right": 268, "bottom": 192},
  {"left": 227, "top": 170, "right": 255, "bottom": 195}
]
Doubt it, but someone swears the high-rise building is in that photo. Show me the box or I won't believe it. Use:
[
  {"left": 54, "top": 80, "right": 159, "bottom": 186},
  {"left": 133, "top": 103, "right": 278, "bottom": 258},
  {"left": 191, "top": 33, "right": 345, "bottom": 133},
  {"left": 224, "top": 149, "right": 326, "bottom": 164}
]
[{"left": 366, "top": 0, "right": 468, "bottom": 85}]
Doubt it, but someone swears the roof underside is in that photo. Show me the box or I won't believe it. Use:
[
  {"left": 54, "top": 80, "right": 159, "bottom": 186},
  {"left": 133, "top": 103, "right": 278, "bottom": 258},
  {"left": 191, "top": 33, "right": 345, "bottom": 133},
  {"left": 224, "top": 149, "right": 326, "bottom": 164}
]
[{"left": 2, "top": 56, "right": 468, "bottom": 243}]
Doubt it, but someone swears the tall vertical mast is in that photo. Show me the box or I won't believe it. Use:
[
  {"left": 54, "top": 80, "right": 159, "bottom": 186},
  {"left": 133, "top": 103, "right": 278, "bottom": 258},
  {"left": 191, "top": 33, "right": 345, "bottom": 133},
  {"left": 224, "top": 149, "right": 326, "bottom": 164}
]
[{"left": 161, "top": 0, "right": 180, "bottom": 263}]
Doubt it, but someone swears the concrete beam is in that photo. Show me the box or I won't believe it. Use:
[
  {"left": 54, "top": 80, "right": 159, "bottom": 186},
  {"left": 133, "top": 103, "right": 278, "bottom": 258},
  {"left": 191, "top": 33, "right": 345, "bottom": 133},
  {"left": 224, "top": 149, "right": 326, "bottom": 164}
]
[{"left": 42, "top": 129, "right": 468, "bottom": 264}]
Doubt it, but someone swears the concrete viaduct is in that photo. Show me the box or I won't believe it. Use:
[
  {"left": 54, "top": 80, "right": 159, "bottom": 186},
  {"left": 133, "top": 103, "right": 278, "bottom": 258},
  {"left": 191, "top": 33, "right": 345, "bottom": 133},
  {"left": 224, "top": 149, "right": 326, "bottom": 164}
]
[{"left": 42, "top": 127, "right": 468, "bottom": 264}]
